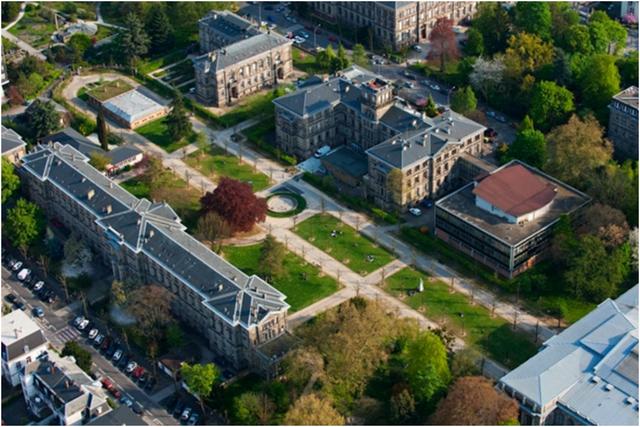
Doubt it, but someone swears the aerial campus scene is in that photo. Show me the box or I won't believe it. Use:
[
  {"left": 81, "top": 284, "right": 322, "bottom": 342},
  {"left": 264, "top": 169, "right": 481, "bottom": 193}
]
[{"left": 0, "top": 0, "right": 638, "bottom": 426}]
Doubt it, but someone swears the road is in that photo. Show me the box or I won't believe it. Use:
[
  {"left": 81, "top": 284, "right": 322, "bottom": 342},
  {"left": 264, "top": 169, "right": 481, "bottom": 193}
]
[{"left": 1, "top": 265, "right": 176, "bottom": 426}]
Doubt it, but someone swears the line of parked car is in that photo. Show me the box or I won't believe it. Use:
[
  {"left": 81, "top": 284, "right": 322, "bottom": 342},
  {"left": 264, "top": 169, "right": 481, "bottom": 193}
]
[
  {"left": 72, "top": 315, "right": 157, "bottom": 411},
  {"left": 167, "top": 396, "right": 202, "bottom": 426},
  {"left": 5, "top": 257, "right": 57, "bottom": 314}
]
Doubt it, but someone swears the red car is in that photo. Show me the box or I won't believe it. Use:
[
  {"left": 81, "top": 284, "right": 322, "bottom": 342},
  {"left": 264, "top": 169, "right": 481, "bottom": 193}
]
[
  {"left": 101, "top": 378, "right": 113, "bottom": 389},
  {"left": 110, "top": 388, "right": 121, "bottom": 399},
  {"left": 132, "top": 366, "right": 145, "bottom": 379}
]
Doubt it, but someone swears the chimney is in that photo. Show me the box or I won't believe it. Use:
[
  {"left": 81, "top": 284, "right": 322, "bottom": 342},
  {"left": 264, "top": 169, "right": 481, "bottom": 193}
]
[
  {"left": 148, "top": 230, "right": 155, "bottom": 238},
  {"left": 65, "top": 380, "right": 70, "bottom": 389},
  {"left": 104, "top": 204, "right": 112, "bottom": 214},
  {"left": 87, "top": 189, "right": 95, "bottom": 200}
]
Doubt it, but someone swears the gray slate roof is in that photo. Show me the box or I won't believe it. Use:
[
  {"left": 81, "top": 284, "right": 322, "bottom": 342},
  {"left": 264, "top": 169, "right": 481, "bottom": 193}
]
[
  {"left": 321, "top": 146, "right": 369, "bottom": 178},
  {"left": 199, "top": 10, "right": 259, "bottom": 45},
  {"left": 499, "top": 285, "right": 639, "bottom": 426},
  {"left": 368, "top": 110, "right": 485, "bottom": 169},
  {"left": 86, "top": 405, "right": 147, "bottom": 425},
  {"left": 21, "top": 143, "right": 288, "bottom": 329},
  {"left": 194, "top": 32, "right": 291, "bottom": 73},
  {"left": 1, "top": 125, "right": 27, "bottom": 154}
]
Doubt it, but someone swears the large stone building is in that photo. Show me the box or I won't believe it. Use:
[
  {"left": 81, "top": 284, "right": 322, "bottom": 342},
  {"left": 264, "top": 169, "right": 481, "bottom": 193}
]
[
  {"left": 19, "top": 142, "right": 290, "bottom": 374},
  {"left": 194, "top": 11, "right": 293, "bottom": 107},
  {"left": 608, "top": 86, "right": 638, "bottom": 160},
  {"left": 309, "top": 1, "right": 477, "bottom": 50},
  {"left": 498, "top": 284, "right": 639, "bottom": 426},
  {"left": 274, "top": 66, "right": 489, "bottom": 210},
  {"left": 435, "top": 160, "right": 590, "bottom": 278}
]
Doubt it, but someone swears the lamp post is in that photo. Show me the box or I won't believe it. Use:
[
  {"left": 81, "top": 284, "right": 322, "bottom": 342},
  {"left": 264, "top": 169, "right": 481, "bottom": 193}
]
[
  {"left": 447, "top": 85, "right": 456, "bottom": 106},
  {"left": 314, "top": 23, "right": 321, "bottom": 50}
]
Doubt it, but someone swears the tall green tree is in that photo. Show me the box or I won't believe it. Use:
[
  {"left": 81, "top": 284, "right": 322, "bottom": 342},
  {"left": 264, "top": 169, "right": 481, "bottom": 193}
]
[
  {"left": 351, "top": 43, "right": 367, "bottom": 66},
  {"left": 316, "top": 45, "right": 336, "bottom": 72},
  {"left": 586, "top": 161, "right": 639, "bottom": 227},
  {"left": 617, "top": 54, "right": 639, "bottom": 89},
  {"left": 473, "top": 2, "right": 512, "bottom": 55},
  {"left": 1, "top": 2, "right": 21, "bottom": 24},
  {"left": 528, "top": 81, "right": 574, "bottom": 132},
  {"left": 464, "top": 28, "right": 484, "bottom": 57},
  {"left": 259, "top": 234, "right": 286, "bottom": 281},
  {"left": 284, "top": 394, "right": 345, "bottom": 425},
  {"left": 118, "top": 12, "right": 150, "bottom": 69},
  {"left": 97, "top": 109, "right": 109, "bottom": 151},
  {"left": 181, "top": 363, "right": 219, "bottom": 416},
  {"left": 507, "top": 127, "right": 547, "bottom": 168},
  {"left": 89, "top": 152, "right": 110, "bottom": 171},
  {"left": 2, "top": 157, "right": 20, "bottom": 203},
  {"left": 146, "top": 4, "right": 173, "bottom": 53},
  {"left": 6, "top": 198, "right": 45, "bottom": 256},
  {"left": 550, "top": 2, "right": 580, "bottom": 46},
  {"left": 450, "top": 86, "right": 477, "bottom": 114},
  {"left": 578, "top": 54, "right": 620, "bottom": 123},
  {"left": 562, "top": 24, "right": 593, "bottom": 55},
  {"left": 333, "top": 43, "right": 350, "bottom": 72},
  {"left": 400, "top": 330, "right": 450, "bottom": 404},
  {"left": 166, "top": 91, "right": 191, "bottom": 140},
  {"left": 514, "top": 2, "right": 552, "bottom": 40},
  {"left": 68, "top": 33, "right": 92, "bottom": 63},
  {"left": 26, "top": 99, "right": 60, "bottom": 138},
  {"left": 588, "top": 11, "right": 627, "bottom": 55},
  {"left": 424, "top": 95, "right": 438, "bottom": 117},
  {"left": 233, "top": 392, "right": 275, "bottom": 425}
]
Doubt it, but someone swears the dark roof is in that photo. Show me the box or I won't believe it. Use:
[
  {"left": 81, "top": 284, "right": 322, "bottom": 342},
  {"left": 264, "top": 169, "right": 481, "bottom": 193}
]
[
  {"left": 199, "top": 10, "right": 259, "bottom": 44},
  {"left": 1, "top": 125, "right": 27, "bottom": 154},
  {"left": 473, "top": 164, "right": 558, "bottom": 217},
  {"left": 321, "top": 146, "right": 368, "bottom": 178},
  {"left": 41, "top": 128, "right": 102, "bottom": 158},
  {"left": 87, "top": 405, "right": 147, "bottom": 425},
  {"left": 21, "top": 143, "right": 288, "bottom": 329},
  {"left": 106, "top": 145, "right": 142, "bottom": 165}
]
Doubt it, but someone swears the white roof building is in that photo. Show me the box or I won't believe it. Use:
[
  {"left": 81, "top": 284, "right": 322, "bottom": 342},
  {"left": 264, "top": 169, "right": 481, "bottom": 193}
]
[
  {"left": 498, "top": 285, "right": 639, "bottom": 426},
  {"left": 1, "top": 310, "right": 49, "bottom": 386},
  {"left": 102, "top": 89, "right": 167, "bottom": 126}
]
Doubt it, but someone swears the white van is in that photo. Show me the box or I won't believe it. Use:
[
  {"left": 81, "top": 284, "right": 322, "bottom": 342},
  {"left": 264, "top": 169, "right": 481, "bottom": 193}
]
[
  {"left": 17, "top": 268, "right": 31, "bottom": 281},
  {"left": 314, "top": 145, "right": 331, "bottom": 158}
]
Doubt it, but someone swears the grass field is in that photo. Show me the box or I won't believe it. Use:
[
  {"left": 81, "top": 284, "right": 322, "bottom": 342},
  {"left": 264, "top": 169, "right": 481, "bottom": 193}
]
[
  {"left": 294, "top": 214, "right": 395, "bottom": 276},
  {"left": 8, "top": 6, "right": 57, "bottom": 49},
  {"left": 135, "top": 118, "right": 195, "bottom": 153},
  {"left": 292, "top": 47, "right": 329, "bottom": 75},
  {"left": 86, "top": 79, "right": 133, "bottom": 102},
  {"left": 121, "top": 172, "right": 201, "bottom": 231},
  {"left": 185, "top": 147, "right": 271, "bottom": 192},
  {"left": 385, "top": 267, "right": 539, "bottom": 369},
  {"left": 223, "top": 243, "right": 340, "bottom": 312}
]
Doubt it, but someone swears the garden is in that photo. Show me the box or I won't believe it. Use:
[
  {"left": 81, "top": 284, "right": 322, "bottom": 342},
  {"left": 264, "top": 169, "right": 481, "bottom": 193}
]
[
  {"left": 185, "top": 146, "right": 271, "bottom": 192},
  {"left": 136, "top": 117, "right": 197, "bottom": 153},
  {"left": 84, "top": 79, "right": 133, "bottom": 102},
  {"left": 384, "top": 267, "right": 539, "bottom": 369},
  {"left": 222, "top": 242, "right": 340, "bottom": 312},
  {"left": 294, "top": 214, "right": 395, "bottom": 276},
  {"left": 8, "top": 4, "right": 57, "bottom": 49}
]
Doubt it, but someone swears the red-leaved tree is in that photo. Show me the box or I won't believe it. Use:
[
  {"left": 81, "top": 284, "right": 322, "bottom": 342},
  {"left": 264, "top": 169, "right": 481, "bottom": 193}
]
[
  {"left": 428, "top": 18, "right": 459, "bottom": 72},
  {"left": 6, "top": 86, "right": 24, "bottom": 107},
  {"left": 200, "top": 178, "right": 267, "bottom": 233}
]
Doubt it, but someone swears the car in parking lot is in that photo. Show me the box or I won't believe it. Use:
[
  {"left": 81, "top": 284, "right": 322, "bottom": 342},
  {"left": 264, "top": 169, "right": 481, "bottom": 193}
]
[
  {"left": 11, "top": 261, "right": 23, "bottom": 271},
  {"left": 404, "top": 81, "right": 415, "bottom": 89},
  {"left": 429, "top": 83, "right": 442, "bottom": 92},
  {"left": 132, "top": 402, "right": 144, "bottom": 415},
  {"left": 14, "top": 301, "right": 25, "bottom": 310},
  {"left": 409, "top": 207, "right": 422, "bottom": 216},
  {"left": 88, "top": 328, "right": 99, "bottom": 340},
  {"left": 101, "top": 337, "right": 112, "bottom": 352},
  {"left": 125, "top": 361, "right": 137, "bottom": 374},
  {"left": 93, "top": 334, "right": 105, "bottom": 346},
  {"left": 73, "top": 316, "right": 85, "bottom": 327},
  {"left": 77, "top": 319, "right": 90, "bottom": 331},
  {"left": 421, "top": 198, "right": 434, "bottom": 209},
  {"left": 173, "top": 400, "right": 186, "bottom": 418},
  {"left": 112, "top": 349, "right": 123, "bottom": 362},
  {"left": 132, "top": 366, "right": 145, "bottom": 379},
  {"left": 145, "top": 376, "right": 157, "bottom": 391},
  {"left": 7, "top": 258, "right": 17, "bottom": 269},
  {"left": 17, "top": 268, "right": 31, "bottom": 281},
  {"left": 33, "top": 306, "right": 45, "bottom": 318},
  {"left": 120, "top": 396, "right": 134, "bottom": 407},
  {"left": 5, "top": 294, "right": 17, "bottom": 304},
  {"left": 33, "top": 281, "right": 45, "bottom": 292},
  {"left": 412, "top": 44, "right": 422, "bottom": 52},
  {"left": 402, "top": 70, "right": 416, "bottom": 79},
  {"left": 187, "top": 412, "right": 200, "bottom": 425},
  {"left": 41, "top": 290, "right": 55, "bottom": 304},
  {"left": 181, "top": 408, "right": 192, "bottom": 422}
]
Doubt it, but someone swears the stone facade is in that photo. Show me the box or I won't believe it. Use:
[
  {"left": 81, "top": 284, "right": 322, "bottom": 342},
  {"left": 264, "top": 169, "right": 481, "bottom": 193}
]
[
  {"left": 19, "top": 143, "right": 289, "bottom": 374},
  {"left": 608, "top": 86, "right": 638, "bottom": 160},
  {"left": 309, "top": 1, "right": 477, "bottom": 50},
  {"left": 194, "top": 11, "right": 293, "bottom": 107}
]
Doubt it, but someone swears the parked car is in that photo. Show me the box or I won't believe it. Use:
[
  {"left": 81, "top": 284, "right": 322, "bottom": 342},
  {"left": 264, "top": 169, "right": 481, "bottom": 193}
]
[
  {"left": 111, "top": 388, "right": 121, "bottom": 399},
  {"left": 14, "top": 301, "right": 25, "bottom": 310},
  {"left": 7, "top": 258, "right": 17, "bottom": 269},
  {"left": 429, "top": 83, "right": 441, "bottom": 92},
  {"left": 41, "top": 290, "right": 56, "bottom": 304},
  {"left": 101, "top": 377, "right": 114, "bottom": 389},
  {"left": 187, "top": 412, "right": 200, "bottom": 425},
  {"left": 412, "top": 44, "right": 422, "bottom": 52},
  {"left": 11, "top": 261, "right": 23, "bottom": 271},
  {"left": 120, "top": 396, "right": 134, "bottom": 407},
  {"left": 73, "top": 316, "right": 85, "bottom": 327},
  {"left": 132, "top": 402, "right": 144, "bottom": 415},
  {"left": 23, "top": 275, "right": 35, "bottom": 287},
  {"left": 145, "top": 376, "right": 157, "bottom": 391},
  {"left": 33, "top": 281, "right": 45, "bottom": 292},
  {"left": 173, "top": 401, "right": 186, "bottom": 418},
  {"left": 181, "top": 408, "right": 192, "bottom": 422},
  {"left": 101, "top": 337, "right": 112, "bottom": 352},
  {"left": 33, "top": 306, "right": 45, "bottom": 318},
  {"left": 77, "top": 319, "right": 90, "bottom": 331},
  {"left": 93, "top": 334, "right": 105, "bottom": 346},
  {"left": 132, "top": 366, "right": 145, "bottom": 379},
  {"left": 420, "top": 198, "right": 434, "bottom": 209},
  {"left": 138, "top": 372, "right": 149, "bottom": 386},
  {"left": 112, "top": 349, "right": 124, "bottom": 362},
  {"left": 87, "top": 328, "right": 99, "bottom": 340},
  {"left": 5, "top": 294, "right": 17, "bottom": 304},
  {"left": 409, "top": 207, "right": 423, "bottom": 216},
  {"left": 314, "top": 145, "right": 331, "bottom": 158},
  {"left": 17, "top": 268, "right": 31, "bottom": 281},
  {"left": 125, "top": 361, "right": 137, "bottom": 373},
  {"left": 106, "top": 342, "right": 119, "bottom": 358},
  {"left": 404, "top": 81, "right": 415, "bottom": 89}
]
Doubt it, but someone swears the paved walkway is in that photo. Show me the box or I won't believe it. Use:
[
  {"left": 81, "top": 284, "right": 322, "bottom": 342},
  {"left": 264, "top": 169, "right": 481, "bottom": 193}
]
[{"left": 1, "top": 28, "right": 47, "bottom": 60}]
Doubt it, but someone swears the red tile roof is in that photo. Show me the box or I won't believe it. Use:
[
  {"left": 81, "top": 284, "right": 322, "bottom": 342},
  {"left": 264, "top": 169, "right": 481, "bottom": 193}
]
[{"left": 472, "top": 164, "right": 557, "bottom": 217}]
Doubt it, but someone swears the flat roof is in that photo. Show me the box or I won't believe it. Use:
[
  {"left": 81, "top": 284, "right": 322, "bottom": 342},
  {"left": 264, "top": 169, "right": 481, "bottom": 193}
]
[
  {"left": 86, "top": 79, "right": 134, "bottom": 102},
  {"left": 103, "top": 89, "right": 166, "bottom": 124},
  {"left": 1, "top": 310, "right": 48, "bottom": 361},
  {"left": 437, "top": 160, "right": 590, "bottom": 246},
  {"left": 321, "top": 146, "right": 368, "bottom": 178}
]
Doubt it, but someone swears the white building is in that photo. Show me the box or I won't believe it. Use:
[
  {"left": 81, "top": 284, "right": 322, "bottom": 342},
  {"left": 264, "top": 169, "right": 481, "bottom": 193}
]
[{"left": 1, "top": 310, "right": 49, "bottom": 386}]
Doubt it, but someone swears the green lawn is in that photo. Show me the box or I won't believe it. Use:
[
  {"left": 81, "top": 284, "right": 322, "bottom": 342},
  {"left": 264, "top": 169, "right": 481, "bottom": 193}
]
[
  {"left": 223, "top": 243, "right": 340, "bottom": 312},
  {"left": 139, "top": 49, "right": 187, "bottom": 75},
  {"left": 292, "top": 47, "right": 324, "bottom": 75},
  {"left": 8, "top": 6, "right": 57, "bottom": 49},
  {"left": 120, "top": 172, "right": 201, "bottom": 231},
  {"left": 185, "top": 147, "right": 271, "bottom": 192},
  {"left": 242, "top": 118, "right": 297, "bottom": 166},
  {"left": 399, "top": 227, "right": 596, "bottom": 325},
  {"left": 294, "top": 214, "right": 395, "bottom": 276},
  {"left": 135, "top": 118, "right": 195, "bottom": 153},
  {"left": 215, "top": 86, "right": 291, "bottom": 128},
  {"left": 385, "top": 267, "right": 539, "bottom": 369},
  {"left": 86, "top": 79, "right": 133, "bottom": 102},
  {"left": 95, "top": 25, "right": 114, "bottom": 41}
]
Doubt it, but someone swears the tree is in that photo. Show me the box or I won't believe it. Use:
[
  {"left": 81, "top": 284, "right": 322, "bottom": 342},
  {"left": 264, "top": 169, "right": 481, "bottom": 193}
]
[
  {"left": 450, "top": 348, "right": 482, "bottom": 378},
  {"left": 390, "top": 389, "right": 416, "bottom": 423},
  {"left": 586, "top": 161, "right": 638, "bottom": 227},
  {"left": 351, "top": 43, "right": 367, "bottom": 66},
  {"left": 142, "top": 154, "right": 165, "bottom": 185},
  {"left": 564, "top": 235, "right": 630, "bottom": 302},
  {"left": 259, "top": 234, "right": 286, "bottom": 281},
  {"left": 450, "top": 86, "right": 477, "bottom": 114},
  {"left": 2, "top": 157, "right": 20, "bottom": 203},
  {"left": 562, "top": 24, "right": 593, "bottom": 55},
  {"left": 283, "top": 394, "right": 345, "bottom": 425},
  {"left": 89, "top": 152, "right": 110, "bottom": 171},
  {"left": 97, "top": 110, "right": 109, "bottom": 151},
  {"left": 473, "top": 2, "right": 511, "bottom": 55},
  {"left": 181, "top": 363, "right": 219, "bottom": 416},
  {"left": 118, "top": 12, "right": 150, "bottom": 68},
  {"left": 62, "top": 341, "right": 93, "bottom": 373},
  {"left": 146, "top": 4, "right": 173, "bottom": 53},
  {"left": 68, "top": 33, "right": 92, "bottom": 63},
  {"left": 504, "top": 33, "right": 554, "bottom": 81},
  {"left": 528, "top": 81, "right": 574, "bottom": 132},
  {"left": 507, "top": 128, "right": 546, "bottom": 168},
  {"left": 470, "top": 56, "right": 506, "bottom": 101},
  {"left": 546, "top": 114, "right": 612, "bottom": 187},
  {"left": 195, "top": 132, "right": 209, "bottom": 158},
  {"left": 550, "top": 2, "right": 580, "bottom": 46},
  {"left": 2, "top": 1, "right": 21, "bottom": 24},
  {"left": 617, "top": 54, "right": 639, "bottom": 88},
  {"left": 128, "top": 285, "right": 174, "bottom": 365},
  {"left": 514, "top": 2, "right": 552, "bottom": 40},
  {"left": 283, "top": 347, "right": 325, "bottom": 394},
  {"left": 579, "top": 204, "right": 630, "bottom": 249},
  {"left": 200, "top": 178, "right": 267, "bottom": 233},
  {"left": 165, "top": 322, "right": 185, "bottom": 348},
  {"left": 195, "top": 211, "right": 231, "bottom": 252},
  {"left": 400, "top": 330, "right": 450, "bottom": 404},
  {"left": 333, "top": 43, "right": 350, "bottom": 72},
  {"left": 428, "top": 18, "right": 459, "bottom": 72},
  {"left": 166, "top": 91, "right": 191, "bottom": 141},
  {"left": 430, "top": 376, "right": 519, "bottom": 425},
  {"left": 578, "top": 54, "right": 621, "bottom": 123},
  {"left": 464, "top": 27, "right": 484, "bottom": 57},
  {"left": 316, "top": 45, "right": 336, "bottom": 72},
  {"left": 589, "top": 11, "right": 627, "bottom": 55},
  {"left": 423, "top": 95, "right": 439, "bottom": 117},
  {"left": 387, "top": 168, "right": 404, "bottom": 208},
  {"left": 233, "top": 392, "right": 275, "bottom": 425},
  {"left": 6, "top": 198, "right": 45, "bottom": 256},
  {"left": 25, "top": 99, "right": 59, "bottom": 138},
  {"left": 6, "top": 85, "right": 24, "bottom": 106}
]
